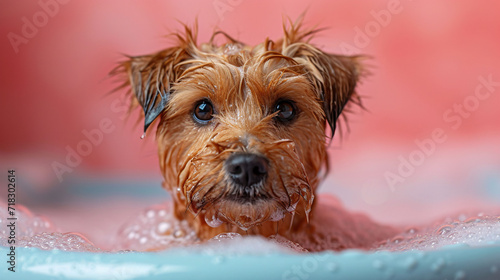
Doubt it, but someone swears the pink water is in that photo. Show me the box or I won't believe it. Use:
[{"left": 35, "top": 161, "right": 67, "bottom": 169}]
[{"left": 2, "top": 193, "right": 499, "bottom": 253}]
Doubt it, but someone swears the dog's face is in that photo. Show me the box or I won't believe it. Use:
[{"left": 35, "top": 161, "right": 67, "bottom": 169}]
[{"left": 116, "top": 23, "right": 362, "bottom": 235}]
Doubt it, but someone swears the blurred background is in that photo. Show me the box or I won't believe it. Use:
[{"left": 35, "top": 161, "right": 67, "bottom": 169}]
[{"left": 1, "top": 0, "right": 499, "bottom": 247}]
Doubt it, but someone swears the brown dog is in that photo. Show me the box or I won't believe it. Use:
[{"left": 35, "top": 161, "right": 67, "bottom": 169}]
[{"left": 114, "top": 18, "right": 394, "bottom": 251}]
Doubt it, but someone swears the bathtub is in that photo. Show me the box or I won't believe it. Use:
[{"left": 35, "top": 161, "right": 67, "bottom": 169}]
[{"left": 1, "top": 174, "right": 500, "bottom": 280}]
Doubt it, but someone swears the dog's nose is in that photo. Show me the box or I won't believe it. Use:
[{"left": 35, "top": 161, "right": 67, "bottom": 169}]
[{"left": 226, "top": 153, "right": 268, "bottom": 187}]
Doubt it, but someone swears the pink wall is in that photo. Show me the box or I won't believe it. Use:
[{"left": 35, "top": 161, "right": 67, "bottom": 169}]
[{"left": 1, "top": 0, "right": 499, "bottom": 223}]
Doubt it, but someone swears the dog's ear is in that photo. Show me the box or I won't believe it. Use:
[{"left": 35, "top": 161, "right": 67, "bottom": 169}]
[
  {"left": 313, "top": 53, "right": 363, "bottom": 137},
  {"left": 286, "top": 44, "right": 363, "bottom": 137},
  {"left": 278, "top": 17, "right": 363, "bottom": 137},
  {"left": 113, "top": 27, "right": 198, "bottom": 134},
  {"left": 117, "top": 47, "right": 193, "bottom": 133}
]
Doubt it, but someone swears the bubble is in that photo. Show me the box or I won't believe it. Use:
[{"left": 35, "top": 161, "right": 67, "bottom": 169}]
[
  {"left": 115, "top": 203, "right": 198, "bottom": 251},
  {"left": 437, "top": 225, "right": 453, "bottom": 235},
  {"left": 205, "top": 214, "right": 223, "bottom": 228},
  {"left": 211, "top": 233, "right": 242, "bottom": 241},
  {"left": 17, "top": 232, "right": 101, "bottom": 252},
  {"left": 269, "top": 235, "right": 308, "bottom": 252},
  {"left": 377, "top": 214, "right": 500, "bottom": 252}
]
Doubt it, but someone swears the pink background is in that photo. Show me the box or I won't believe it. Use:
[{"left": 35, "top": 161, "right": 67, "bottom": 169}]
[{"left": 1, "top": 0, "right": 499, "bottom": 244}]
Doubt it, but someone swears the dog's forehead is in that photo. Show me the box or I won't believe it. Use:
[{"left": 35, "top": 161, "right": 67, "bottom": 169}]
[{"left": 183, "top": 52, "right": 312, "bottom": 102}]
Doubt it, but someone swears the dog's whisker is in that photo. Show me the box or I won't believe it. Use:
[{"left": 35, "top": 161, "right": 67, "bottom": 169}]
[
  {"left": 288, "top": 210, "right": 296, "bottom": 232},
  {"left": 277, "top": 175, "right": 292, "bottom": 209}
]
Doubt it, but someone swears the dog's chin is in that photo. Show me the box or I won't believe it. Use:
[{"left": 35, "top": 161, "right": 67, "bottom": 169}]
[{"left": 203, "top": 198, "right": 294, "bottom": 231}]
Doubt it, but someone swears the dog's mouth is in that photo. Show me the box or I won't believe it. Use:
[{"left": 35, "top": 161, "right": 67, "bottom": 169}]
[
  {"left": 198, "top": 175, "right": 311, "bottom": 231},
  {"left": 203, "top": 198, "right": 299, "bottom": 231},
  {"left": 185, "top": 174, "right": 313, "bottom": 231},
  {"left": 225, "top": 180, "right": 272, "bottom": 203}
]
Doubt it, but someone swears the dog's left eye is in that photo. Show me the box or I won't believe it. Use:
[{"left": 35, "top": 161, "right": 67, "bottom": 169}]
[
  {"left": 193, "top": 100, "right": 214, "bottom": 124},
  {"left": 274, "top": 100, "right": 297, "bottom": 123}
]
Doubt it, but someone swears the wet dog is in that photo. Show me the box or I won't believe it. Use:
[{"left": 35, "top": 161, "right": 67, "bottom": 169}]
[{"left": 114, "top": 18, "right": 394, "bottom": 251}]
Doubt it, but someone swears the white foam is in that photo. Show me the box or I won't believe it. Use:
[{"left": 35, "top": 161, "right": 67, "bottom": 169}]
[
  {"left": 377, "top": 214, "right": 500, "bottom": 251},
  {"left": 188, "top": 233, "right": 306, "bottom": 255},
  {"left": 2, "top": 201, "right": 500, "bottom": 253},
  {"left": 115, "top": 203, "right": 198, "bottom": 251},
  {"left": 17, "top": 232, "right": 101, "bottom": 252},
  {"left": 0, "top": 203, "right": 54, "bottom": 239},
  {"left": 0, "top": 202, "right": 99, "bottom": 252}
]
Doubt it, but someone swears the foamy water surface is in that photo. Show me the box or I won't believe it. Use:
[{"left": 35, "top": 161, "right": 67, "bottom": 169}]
[{"left": 1, "top": 196, "right": 499, "bottom": 254}]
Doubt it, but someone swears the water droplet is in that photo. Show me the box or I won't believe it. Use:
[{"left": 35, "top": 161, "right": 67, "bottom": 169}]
[
  {"left": 391, "top": 236, "right": 404, "bottom": 244},
  {"left": 146, "top": 210, "right": 155, "bottom": 218},
  {"left": 213, "top": 256, "right": 224, "bottom": 264},
  {"left": 454, "top": 270, "right": 466, "bottom": 280},
  {"left": 431, "top": 258, "right": 446, "bottom": 272},
  {"left": 437, "top": 225, "right": 453, "bottom": 235},
  {"left": 287, "top": 202, "right": 298, "bottom": 213},
  {"left": 491, "top": 265, "right": 498, "bottom": 274},
  {"left": 465, "top": 217, "right": 480, "bottom": 223},
  {"left": 127, "top": 232, "right": 136, "bottom": 239},
  {"left": 173, "top": 229, "right": 185, "bottom": 238},
  {"left": 270, "top": 210, "right": 285, "bottom": 221},
  {"left": 372, "top": 260, "right": 385, "bottom": 270},
  {"left": 404, "top": 257, "right": 418, "bottom": 271},
  {"left": 406, "top": 227, "right": 418, "bottom": 234},
  {"left": 139, "top": 237, "right": 147, "bottom": 244},
  {"left": 140, "top": 133, "right": 145, "bottom": 139},
  {"left": 326, "top": 262, "right": 337, "bottom": 272},
  {"left": 157, "top": 222, "right": 170, "bottom": 234},
  {"left": 205, "top": 214, "right": 223, "bottom": 228}
]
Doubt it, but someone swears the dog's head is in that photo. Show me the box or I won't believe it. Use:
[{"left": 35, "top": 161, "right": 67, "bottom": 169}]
[{"left": 115, "top": 21, "right": 362, "bottom": 232}]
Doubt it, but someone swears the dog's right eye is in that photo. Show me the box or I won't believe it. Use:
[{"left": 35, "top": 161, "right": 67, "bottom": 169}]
[
  {"left": 193, "top": 100, "right": 214, "bottom": 124},
  {"left": 273, "top": 100, "right": 297, "bottom": 124}
]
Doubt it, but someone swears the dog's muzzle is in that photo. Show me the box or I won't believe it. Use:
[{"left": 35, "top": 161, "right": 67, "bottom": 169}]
[{"left": 225, "top": 153, "right": 268, "bottom": 188}]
